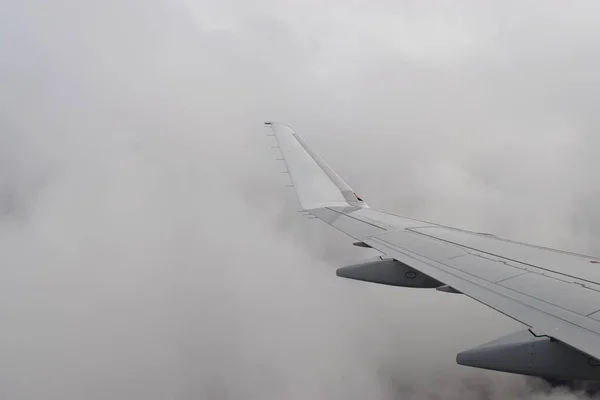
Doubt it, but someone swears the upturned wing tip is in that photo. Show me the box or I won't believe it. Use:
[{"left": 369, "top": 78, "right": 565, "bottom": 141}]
[{"left": 266, "top": 122, "right": 368, "bottom": 210}]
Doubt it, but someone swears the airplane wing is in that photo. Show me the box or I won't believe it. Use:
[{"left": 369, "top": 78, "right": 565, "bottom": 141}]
[{"left": 266, "top": 122, "right": 600, "bottom": 381}]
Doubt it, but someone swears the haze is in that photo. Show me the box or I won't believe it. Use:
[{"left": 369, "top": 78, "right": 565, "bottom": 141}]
[{"left": 2, "top": 1, "right": 600, "bottom": 399}]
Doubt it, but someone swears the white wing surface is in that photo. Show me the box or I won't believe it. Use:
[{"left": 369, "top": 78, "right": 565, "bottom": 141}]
[{"left": 266, "top": 122, "right": 600, "bottom": 381}]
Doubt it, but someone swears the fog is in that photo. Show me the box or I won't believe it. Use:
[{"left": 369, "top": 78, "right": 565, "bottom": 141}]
[{"left": 2, "top": 0, "right": 600, "bottom": 398}]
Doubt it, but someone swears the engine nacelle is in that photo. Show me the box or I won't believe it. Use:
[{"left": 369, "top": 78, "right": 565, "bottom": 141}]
[{"left": 336, "top": 256, "right": 443, "bottom": 288}]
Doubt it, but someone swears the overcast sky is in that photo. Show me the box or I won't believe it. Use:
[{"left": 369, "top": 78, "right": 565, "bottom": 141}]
[{"left": 2, "top": 1, "right": 600, "bottom": 399}]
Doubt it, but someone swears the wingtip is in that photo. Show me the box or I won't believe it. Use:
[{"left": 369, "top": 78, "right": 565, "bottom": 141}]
[
  {"left": 269, "top": 122, "right": 369, "bottom": 210},
  {"left": 264, "top": 121, "right": 294, "bottom": 129}
]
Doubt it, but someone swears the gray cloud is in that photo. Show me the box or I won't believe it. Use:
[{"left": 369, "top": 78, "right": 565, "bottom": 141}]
[{"left": 1, "top": 0, "right": 600, "bottom": 398}]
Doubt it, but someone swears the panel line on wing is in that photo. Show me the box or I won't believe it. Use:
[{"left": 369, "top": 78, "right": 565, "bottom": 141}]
[
  {"left": 406, "top": 227, "right": 600, "bottom": 287},
  {"left": 366, "top": 236, "right": 600, "bottom": 361}
]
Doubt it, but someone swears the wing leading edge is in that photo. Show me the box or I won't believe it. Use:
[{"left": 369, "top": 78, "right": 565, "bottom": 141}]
[{"left": 265, "top": 122, "right": 600, "bottom": 380}]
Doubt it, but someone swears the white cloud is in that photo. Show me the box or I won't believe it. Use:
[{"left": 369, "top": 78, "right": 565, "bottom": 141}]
[{"left": 2, "top": 0, "right": 600, "bottom": 398}]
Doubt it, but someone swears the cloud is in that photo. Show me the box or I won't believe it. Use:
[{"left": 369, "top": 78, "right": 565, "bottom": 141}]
[{"left": 2, "top": 0, "right": 600, "bottom": 398}]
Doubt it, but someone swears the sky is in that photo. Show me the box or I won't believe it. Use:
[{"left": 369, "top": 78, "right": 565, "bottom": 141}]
[{"left": 2, "top": 0, "right": 600, "bottom": 399}]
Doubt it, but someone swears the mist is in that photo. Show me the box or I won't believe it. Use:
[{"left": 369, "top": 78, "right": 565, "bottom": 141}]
[{"left": 2, "top": 0, "right": 600, "bottom": 398}]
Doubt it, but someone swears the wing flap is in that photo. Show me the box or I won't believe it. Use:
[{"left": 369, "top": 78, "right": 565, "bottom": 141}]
[
  {"left": 445, "top": 255, "right": 526, "bottom": 283},
  {"left": 498, "top": 273, "right": 600, "bottom": 316}
]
